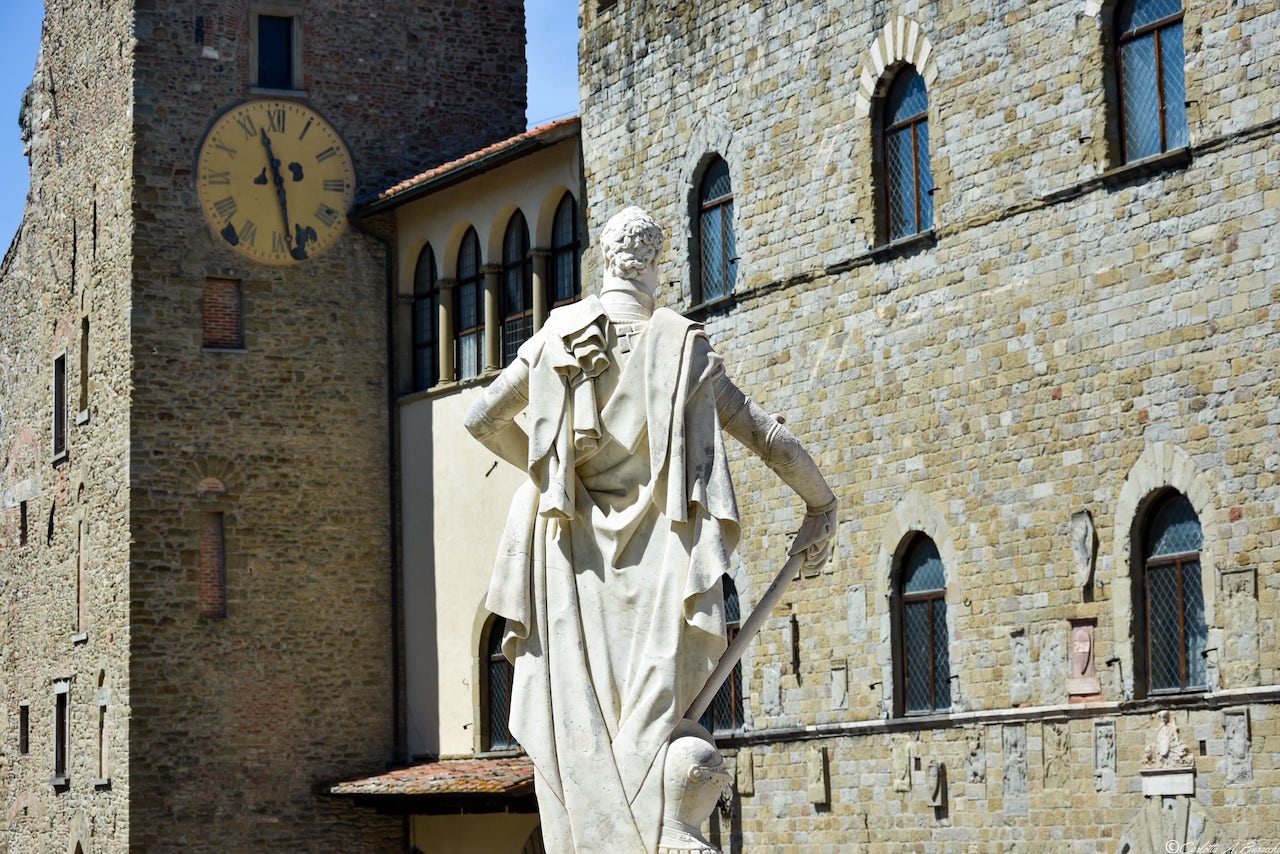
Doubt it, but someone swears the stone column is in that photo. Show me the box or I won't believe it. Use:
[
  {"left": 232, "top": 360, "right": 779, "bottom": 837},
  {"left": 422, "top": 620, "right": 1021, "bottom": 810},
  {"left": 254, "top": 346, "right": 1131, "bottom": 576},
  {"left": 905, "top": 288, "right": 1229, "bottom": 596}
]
[
  {"left": 482, "top": 263, "right": 502, "bottom": 372},
  {"left": 438, "top": 278, "right": 455, "bottom": 383},
  {"left": 531, "top": 249, "right": 551, "bottom": 331}
]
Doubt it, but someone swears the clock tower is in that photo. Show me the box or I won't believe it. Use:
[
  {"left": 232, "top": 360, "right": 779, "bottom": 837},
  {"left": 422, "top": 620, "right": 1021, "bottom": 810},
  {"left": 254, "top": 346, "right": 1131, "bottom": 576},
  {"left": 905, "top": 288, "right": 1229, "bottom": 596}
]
[{"left": 1, "top": 1, "right": 526, "bottom": 851}]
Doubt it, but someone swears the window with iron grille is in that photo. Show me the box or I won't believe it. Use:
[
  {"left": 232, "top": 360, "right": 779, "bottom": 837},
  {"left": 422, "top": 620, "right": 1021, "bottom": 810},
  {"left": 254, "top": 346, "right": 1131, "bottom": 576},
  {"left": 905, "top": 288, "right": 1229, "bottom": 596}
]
[
  {"left": 883, "top": 67, "right": 934, "bottom": 243},
  {"left": 484, "top": 616, "right": 517, "bottom": 751},
  {"left": 1142, "top": 491, "right": 1206, "bottom": 693},
  {"left": 412, "top": 244, "right": 439, "bottom": 392},
  {"left": 695, "top": 156, "right": 736, "bottom": 305},
  {"left": 454, "top": 228, "right": 485, "bottom": 381},
  {"left": 501, "top": 212, "right": 534, "bottom": 366},
  {"left": 549, "top": 192, "right": 581, "bottom": 310},
  {"left": 1116, "top": 0, "right": 1188, "bottom": 163},
  {"left": 897, "top": 536, "right": 950, "bottom": 715},
  {"left": 699, "top": 576, "right": 744, "bottom": 734}
]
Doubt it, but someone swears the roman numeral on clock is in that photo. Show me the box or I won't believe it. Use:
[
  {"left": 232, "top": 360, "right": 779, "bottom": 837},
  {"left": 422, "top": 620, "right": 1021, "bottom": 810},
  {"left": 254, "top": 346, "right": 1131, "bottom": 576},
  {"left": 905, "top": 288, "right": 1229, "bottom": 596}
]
[
  {"left": 240, "top": 219, "right": 258, "bottom": 247},
  {"left": 272, "top": 231, "right": 288, "bottom": 255},
  {"left": 315, "top": 205, "right": 339, "bottom": 228},
  {"left": 206, "top": 170, "right": 231, "bottom": 186},
  {"left": 236, "top": 114, "right": 258, "bottom": 139},
  {"left": 315, "top": 146, "right": 338, "bottom": 162},
  {"left": 213, "top": 196, "right": 237, "bottom": 221},
  {"left": 267, "top": 109, "right": 286, "bottom": 133},
  {"left": 323, "top": 179, "right": 346, "bottom": 193}
]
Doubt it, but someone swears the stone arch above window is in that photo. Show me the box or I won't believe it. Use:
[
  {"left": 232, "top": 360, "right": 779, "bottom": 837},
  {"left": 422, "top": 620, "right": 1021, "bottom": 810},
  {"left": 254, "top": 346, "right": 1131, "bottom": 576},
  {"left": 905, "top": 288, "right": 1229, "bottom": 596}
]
[
  {"left": 1112, "top": 443, "right": 1226, "bottom": 697},
  {"left": 875, "top": 489, "right": 963, "bottom": 715},
  {"left": 854, "top": 16, "right": 939, "bottom": 119}
]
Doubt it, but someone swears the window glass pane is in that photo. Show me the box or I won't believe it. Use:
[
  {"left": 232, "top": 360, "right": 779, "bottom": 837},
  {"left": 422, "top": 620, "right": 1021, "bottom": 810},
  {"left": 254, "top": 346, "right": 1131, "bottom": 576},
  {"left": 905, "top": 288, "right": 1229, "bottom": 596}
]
[
  {"left": 1182, "top": 560, "right": 1207, "bottom": 687},
  {"left": 932, "top": 598, "right": 950, "bottom": 709},
  {"left": 724, "top": 198, "right": 738, "bottom": 295},
  {"left": 886, "top": 67, "right": 928, "bottom": 125},
  {"left": 553, "top": 195, "right": 576, "bottom": 247},
  {"left": 1117, "top": 0, "right": 1182, "bottom": 34},
  {"left": 488, "top": 619, "right": 516, "bottom": 750},
  {"left": 1121, "top": 34, "right": 1161, "bottom": 161},
  {"left": 457, "top": 281, "right": 479, "bottom": 331},
  {"left": 902, "top": 538, "right": 944, "bottom": 593},
  {"left": 700, "top": 157, "right": 732, "bottom": 203},
  {"left": 414, "top": 246, "right": 436, "bottom": 295},
  {"left": 1161, "top": 23, "right": 1189, "bottom": 149},
  {"left": 1146, "top": 493, "right": 1202, "bottom": 556},
  {"left": 699, "top": 204, "right": 726, "bottom": 301},
  {"left": 1147, "top": 563, "right": 1180, "bottom": 691},
  {"left": 553, "top": 251, "right": 577, "bottom": 303},
  {"left": 887, "top": 126, "right": 917, "bottom": 240},
  {"left": 723, "top": 577, "right": 740, "bottom": 624},
  {"left": 458, "top": 231, "right": 479, "bottom": 280},
  {"left": 916, "top": 121, "right": 934, "bottom": 232},
  {"left": 257, "top": 15, "right": 293, "bottom": 90},
  {"left": 904, "top": 600, "right": 932, "bottom": 712}
]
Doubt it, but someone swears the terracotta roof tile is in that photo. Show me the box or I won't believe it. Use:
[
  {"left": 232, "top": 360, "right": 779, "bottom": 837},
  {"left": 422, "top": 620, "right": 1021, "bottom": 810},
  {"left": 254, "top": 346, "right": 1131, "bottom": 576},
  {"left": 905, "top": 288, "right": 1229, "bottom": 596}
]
[
  {"left": 329, "top": 756, "right": 535, "bottom": 797},
  {"left": 360, "top": 116, "right": 580, "bottom": 210}
]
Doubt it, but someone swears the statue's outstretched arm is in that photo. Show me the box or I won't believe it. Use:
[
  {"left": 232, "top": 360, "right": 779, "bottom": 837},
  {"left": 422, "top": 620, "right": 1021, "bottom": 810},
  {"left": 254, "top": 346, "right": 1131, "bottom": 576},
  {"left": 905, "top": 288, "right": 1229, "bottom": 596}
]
[
  {"left": 463, "top": 360, "right": 531, "bottom": 471},
  {"left": 715, "top": 373, "right": 837, "bottom": 569}
]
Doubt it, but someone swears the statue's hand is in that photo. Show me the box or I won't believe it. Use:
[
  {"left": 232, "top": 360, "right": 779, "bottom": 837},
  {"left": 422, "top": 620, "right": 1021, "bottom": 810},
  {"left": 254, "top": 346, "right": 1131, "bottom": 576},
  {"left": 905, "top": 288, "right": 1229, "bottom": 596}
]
[{"left": 788, "top": 499, "right": 837, "bottom": 569}]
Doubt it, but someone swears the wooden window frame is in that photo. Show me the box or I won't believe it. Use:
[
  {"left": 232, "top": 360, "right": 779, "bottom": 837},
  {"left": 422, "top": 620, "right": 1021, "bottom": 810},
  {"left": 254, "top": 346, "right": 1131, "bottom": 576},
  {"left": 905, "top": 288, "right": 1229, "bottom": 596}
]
[
  {"left": 548, "top": 192, "right": 581, "bottom": 309},
  {"left": 249, "top": 4, "right": 305, "bottom": 94},
  {"left": 412, "top": 244, "right": 440, "bottom": 392},
  {"left": 454, "top": 228, "right": 484, "bottom": 382},
  {"left": 500, "top": 212, "right": 533, "bottom": 367},
  {"left": 894, "top": 536, "right": 950, "bottom": 716},
  {"left": 882, "top": 69, "right": 933, "bottom": 243},
  {"left": 694, "top": 157, "right": 736, "bottom": 306},
  {"left": 1116, "top": 2, "right": 1186, "bottom": 163},
  {"left": 481, "top": 617, "right": 516, "bottom": 752}
]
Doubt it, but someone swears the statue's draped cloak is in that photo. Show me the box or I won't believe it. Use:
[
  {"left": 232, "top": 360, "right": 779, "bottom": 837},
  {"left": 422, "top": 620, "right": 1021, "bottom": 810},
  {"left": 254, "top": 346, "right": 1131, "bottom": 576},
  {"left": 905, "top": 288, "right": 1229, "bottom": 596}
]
[{"left": 485, "top": 297, "right": 740, "bottom": 853}]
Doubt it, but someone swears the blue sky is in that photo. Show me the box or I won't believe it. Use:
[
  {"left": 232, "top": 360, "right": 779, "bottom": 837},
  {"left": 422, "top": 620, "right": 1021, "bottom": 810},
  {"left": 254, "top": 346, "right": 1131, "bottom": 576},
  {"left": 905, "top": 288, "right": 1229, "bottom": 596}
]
[{"left": 0, "top": 0, "right": 579, "bottom": 251}]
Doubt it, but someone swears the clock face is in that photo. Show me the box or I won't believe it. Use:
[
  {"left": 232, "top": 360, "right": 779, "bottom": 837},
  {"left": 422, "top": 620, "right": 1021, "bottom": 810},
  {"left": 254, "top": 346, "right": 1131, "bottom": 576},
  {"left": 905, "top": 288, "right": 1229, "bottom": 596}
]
[{"left": 195, "top": 99, "right": 356, "bottom": 265}]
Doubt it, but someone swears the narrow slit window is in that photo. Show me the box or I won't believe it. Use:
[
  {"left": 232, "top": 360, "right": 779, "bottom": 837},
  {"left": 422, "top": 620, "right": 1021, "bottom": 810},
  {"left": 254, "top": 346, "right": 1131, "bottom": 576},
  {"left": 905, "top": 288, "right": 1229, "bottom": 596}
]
[
  {"left": 203, "top": 278, "right": 244, "bottom": 350},
  {"left": 500, "top": 211, "right": 533, "bottom": 366},
  {"left": 412, "top": 244, "right": 440, "bottom": 392},
  {"left": 18, "top": 704, "right": 29, "bottom": 755},
  {"left": 200, "top": 512, "right": 227, "bottom": 618},
  {"left": 548, "top": 192, "right": 581, "bottom": 309},
  {"left": 78, "top": 318, "right": 89, "bottom": 415},
  {"left": 256, "top": 15, "right": 296, "bottom": 90},
  {"left": 53, "top": 684, "right": 69, "bottom": 783},
  {"left": 53, "top": 354, "right": 67, "bottom": 458},
  {"left": 454, "top": 228, "right": 484, "bottom": 381}
]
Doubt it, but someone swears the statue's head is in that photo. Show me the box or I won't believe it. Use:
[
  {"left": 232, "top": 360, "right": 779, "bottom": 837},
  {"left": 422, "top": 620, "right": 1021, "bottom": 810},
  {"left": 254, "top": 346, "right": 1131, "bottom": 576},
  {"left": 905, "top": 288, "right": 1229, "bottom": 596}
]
[{"left": 601, "top": 206, "right": 665, "bottom": 285}]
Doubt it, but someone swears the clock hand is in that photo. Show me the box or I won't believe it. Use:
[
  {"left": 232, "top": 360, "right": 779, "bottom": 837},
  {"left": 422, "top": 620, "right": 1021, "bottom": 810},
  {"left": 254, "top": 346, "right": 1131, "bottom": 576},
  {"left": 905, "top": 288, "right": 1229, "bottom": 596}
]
[{"left": 259, "top": 128, "right": 305, "bottom": 258}]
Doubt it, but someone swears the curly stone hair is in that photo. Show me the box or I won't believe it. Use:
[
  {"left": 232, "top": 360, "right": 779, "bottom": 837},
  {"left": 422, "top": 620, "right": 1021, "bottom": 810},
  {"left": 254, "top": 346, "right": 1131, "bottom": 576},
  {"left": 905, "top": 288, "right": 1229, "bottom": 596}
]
[{"left": 600, "top": 206, "right": 665, "bottom": 279}]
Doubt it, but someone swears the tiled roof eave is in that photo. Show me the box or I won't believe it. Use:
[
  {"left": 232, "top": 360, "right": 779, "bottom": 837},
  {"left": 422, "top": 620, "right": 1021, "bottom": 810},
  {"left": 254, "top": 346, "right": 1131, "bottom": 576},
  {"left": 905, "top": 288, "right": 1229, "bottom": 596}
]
[{"left": 355, "top": 117, "right": 580, "bottom": 216}]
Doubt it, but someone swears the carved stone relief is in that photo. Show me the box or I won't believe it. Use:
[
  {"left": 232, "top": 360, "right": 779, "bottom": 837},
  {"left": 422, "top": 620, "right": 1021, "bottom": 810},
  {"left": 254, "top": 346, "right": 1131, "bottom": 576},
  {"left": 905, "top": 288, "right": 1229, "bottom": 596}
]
[
  {"left": 1116, "top": 797, "right": 1231, "bottom": 854},
  {"left": 1010, "top": 630, "right": 1032, "bottom": 706},
  {"left": 830, "top": 660, "right": 848, "bottom": 711},
  {"left": 1143, "top": 710, "right": 1194, "bottom": 769},
  {"left": 846, "top": 585, "right": 866, "bottom": 642},
  {"left": 1043, "top": 722, "right": 1070, "bottom": 789},
  {"left": 927, "top": 760, "right": 946, "bottom": 808},
  {"left": 891, "top": 736, "right": 912, "bottom": 792},
  {"left": 1070, "top": 509, "right": 1097, "bottom": 594},
  {"left": 761, "top": 664, "right": 782, "bottom": 716},
  {"left": 1038, "top": 626, "right": 1067, "bottom": 705},
  {"left": 808, "top": 746, "right": 829, "bottom": 805},
  {"left": 1220, "top": 568, "right": 1259, "bottom": 689},
  {"left": 1002, "top": 724, "right": 1029, "bottom": 816},
  {"left": 736, "top": 748, "right": 754, "bottom": 796},
  {"left": 1093, "top": 719, "right": 1116, "bottom": 793},
  {"left": 1067, "top": 619, "right": 1100, "bottom": 696},
  {"left": 965, "top": 728, "right": 985, "bottom": 784},
  {"left": 1224, "top": 710, "right": 1252, "bottom": 785}
]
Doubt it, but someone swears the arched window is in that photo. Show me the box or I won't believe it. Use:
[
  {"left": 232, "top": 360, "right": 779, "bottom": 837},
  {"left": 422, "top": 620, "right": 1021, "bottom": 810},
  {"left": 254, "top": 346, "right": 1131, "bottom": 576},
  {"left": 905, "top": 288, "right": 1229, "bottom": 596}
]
[
  {"left": 1116, "top": 0, "right": 1188, "bottom": 163},
  {"left": 1141, "top": 491, "right": 1206, "bottom": 693},
  {"left": 883, "top": 66, "right": 934, "bottom": 242},
  {"left": 412, "top": 244, "right": 439, "bottom": 392},
  {"left": 695, "top": 156, "right": 736, "bottom": 305},
  {"left": 896, "top": 536, "right": 950, "bottom": 714},
  {"left": 501, "top": 212, "right": 533, "bottom": 366},
  {"left": 699, "top": 576, "right": 744, "bottom": 734},
  {"left": 483, "top": 616, "right": 517, "bottom": 751},
  {"left": 548, "top": 192, "right": 581, "bottom": 310},
  {"left": 454, "top": 228, "right": 484, "bottom": 381}
]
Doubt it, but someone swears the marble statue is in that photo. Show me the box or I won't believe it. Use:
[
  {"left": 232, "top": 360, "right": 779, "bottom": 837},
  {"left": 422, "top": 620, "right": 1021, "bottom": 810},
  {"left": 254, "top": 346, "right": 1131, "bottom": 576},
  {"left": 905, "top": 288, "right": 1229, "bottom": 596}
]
[{"left": 466, "top": 207, "right": 836, "bottom": 853}]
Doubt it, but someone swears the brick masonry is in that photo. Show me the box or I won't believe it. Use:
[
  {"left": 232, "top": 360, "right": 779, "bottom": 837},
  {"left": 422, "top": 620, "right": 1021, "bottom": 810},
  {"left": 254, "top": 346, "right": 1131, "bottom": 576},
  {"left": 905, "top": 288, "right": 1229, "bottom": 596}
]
[
  {"left": 1, "top": 0, "right": 526, "bottom": 851},
  {"left": 577, "top": 0, "right": 1280, "bottom": 849}
]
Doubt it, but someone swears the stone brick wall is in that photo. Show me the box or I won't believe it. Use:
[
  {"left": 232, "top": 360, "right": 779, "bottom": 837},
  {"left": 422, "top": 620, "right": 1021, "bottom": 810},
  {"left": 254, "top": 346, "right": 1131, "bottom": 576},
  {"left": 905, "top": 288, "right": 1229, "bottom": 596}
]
[
  {"left": 124, "top": 1, "right": 525, "bottom": 850},
  {"left": 2, "top": 0, "right": 527, "bottom": 851},
  {"left": 580, "top": 0, "right": 1280, "bottom": 848},
  {"left": 0, "top": 0, "right": 136, "bottom": 850}
]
